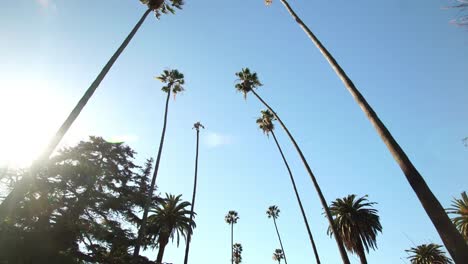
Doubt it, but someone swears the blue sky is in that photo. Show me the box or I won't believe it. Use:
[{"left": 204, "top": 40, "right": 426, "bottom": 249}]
[{"left": 0, "top": 0, "right": 467, "bottom": 263}]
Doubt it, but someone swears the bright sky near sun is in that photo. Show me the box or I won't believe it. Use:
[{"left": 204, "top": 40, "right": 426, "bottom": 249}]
[{"left": 1, "top": 0, "right": 467, "bottom": 263}]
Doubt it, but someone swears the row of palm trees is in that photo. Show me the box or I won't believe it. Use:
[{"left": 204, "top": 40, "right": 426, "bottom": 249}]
[
  {"left": 264, "top": 195, "right": 381, "bottom": 264},
  {"left": 234, "top": 64, "right": 467, "bottom": 263},
  {"left": 0, "top": 0, "right": 466, "bottom": 262},
  {"left": 134, "top": 69, "right": 205, "bottom": 263},
  {"left": 245, "top": 201, "right": 457, "bottom": 264}
]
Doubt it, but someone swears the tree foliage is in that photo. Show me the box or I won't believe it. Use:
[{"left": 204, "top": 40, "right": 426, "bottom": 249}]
[
  {"left": 328, "top": 194, "right": 382, "bottom": 262},
  {"left": 0, "top": 137, "right": 159, "bottom": 263},
  {"left": 406, "top": 243, "right": 453, "bottom": 264},
  {"left": 140, "top": 0, "right": 185, "bottom": 18},
  {"left": 447, "top": 191, "right": 468, "bottom": 241},
  {"left": 446, "top": 0, "right": 468, "bottom": 27}
]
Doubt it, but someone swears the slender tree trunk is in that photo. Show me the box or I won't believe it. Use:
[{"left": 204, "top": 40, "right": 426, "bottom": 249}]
[
  {"left": 183, "top": 128, "right": 201, "bottom": 264},
  {"left": 356, "top": 240, "right": 367, "bottom": 264},
  {"left": 277, "top": 0, "right": 468, "bottom": 261},
  {"left": 271, "top": 131, "right": 321, "bottom": 264},
  {"left": 0, "top": 8, "right": 152, "bottom": 222},
  {"left": 251, "top": 90, "right": 350, "bottom": 264},
  {"left": 231, "top": 223, "right": 234, "bottom": 264},
  {"left": 134, "top": 89, "right": 172, "bottom": 256},
  {"left": 155, "top": 236, "right": 169, "bottom": 264},
  {"left": 272, "top": 217, "right": 289, "bottom": 264}
]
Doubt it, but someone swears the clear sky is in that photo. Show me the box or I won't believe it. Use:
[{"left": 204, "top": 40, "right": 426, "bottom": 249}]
[{"left": 0, "top": 0, "right": 467, "bottom": 263}]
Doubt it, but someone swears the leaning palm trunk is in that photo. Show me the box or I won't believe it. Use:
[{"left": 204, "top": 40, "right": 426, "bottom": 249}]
[
  {"left": 134, "top": 89, "right": 172, "bottom": 256},
  {"left": 271, "top": 130, "right": 321, "bottom": 264},
  {"left": 156, "top": 236, "right": 169, "bottom": 264},
  {"left": 277, "top": 0, "right": 468, "bottom": 261},
  {"left": 356, "top": 241, "right": 367, "bottom": 264},
  {"left": 272, "top": 215, "right": 289, "bottom": 264},
  {"left": 0, "top": 8, "right": 152, "bottom": 221},
  {"left": 251, "top": 90, "right": 350, "bottom": 264},
  {"left": 183, "top": 127, "right": 201, "bottom": 264}
]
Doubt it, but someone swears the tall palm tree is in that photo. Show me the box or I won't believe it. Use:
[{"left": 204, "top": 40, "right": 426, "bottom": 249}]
[
  {"left": 264, "top": 1, "right": 468, "bottom": 260},
  {"left": 134, "top": 69, "right": 185, "bottom": 256},
  {"left": 225, "top": 211, "right": 240, "bottom": 264},
  {"left": 0, "top": 0, "right": 185, "bottom": 222},
  {"left": 259, "top": 110, "right": 321, "bottom": 264},
  {"left": 272, "top": 249, "right": 285, "bottom": 264},
  {"left": 266, "top": 206, "right": 289, "bottom": 264},
  {"left": 328, "top": 195, "right": 382, "bottom": 264},
  {"left": 183, "top": 122, "right": 205, "bottom": 264},
  {"left": 235, "top": 68, "right": 350, "bottom": 264},
  {"left": 406, "top": 243, "right": 453, "bottom": 264},
  {"left": 145, "top": 193, "right": 195, "bottom": 264},
  {"left": 447, "top": 191, "right": 468, "bottom": 241},
  {"left": 233, "top": 243, "right": 243, "bottom": 264}
]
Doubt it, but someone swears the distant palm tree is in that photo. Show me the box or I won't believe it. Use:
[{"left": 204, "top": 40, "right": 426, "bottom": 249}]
[
  {"left": 447, "top": 191, "right": 468, "bottom": 241},
  {"left": 263, "top": 1, "right": 468, "bottom": 261},
  {"left": 0, "top": 0, "right": 185, "bottom": 223},
  {"left": 272, "top": 249, "right": 285, "bottom": 264},
  {"left": 145, "top": 194, "right": 195, "bottom": 264},
  {"left": 259, "top": 110, "right": 320, "bottom": 264},
  {"left": 225, "top": 211, "right": 240, "bottom": 264},
  {"left": 235, "top": 68, "right": 349, "bottom": 263},
  {"left": 233, "top": 243, "right": 243, "bottom": 264},
  {"left": 266, "top": 206, "right": 289, "bottom": 264},
  {"left": 406, "top": 243, "right": 453, "bottom": 264},
  {"left": 134, "top": 69, "right": 185, "bottom": 256},
  {"left": 183, "top": 122, "right": 205, "bottom": 264},
  {"left": 328, "top": 195, "right": 382, "bottom": 264}
]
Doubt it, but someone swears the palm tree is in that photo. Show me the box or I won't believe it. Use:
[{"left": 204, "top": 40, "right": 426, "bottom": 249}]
[
  {"left": 406, "top": 243, "right": 453, "bottom": 264},
  {"left": 266, "top": 206, "right": 289, "bottom": 264},
  {"left": 328, "top": 195, "right": 382, "bottom": 264},
  {"left": 0, "top": 0, "right": 185, "bottom": 223},
  {"left": 225, "top": 211, "right": 240, "bottom": 264},
  {"left": 259, "top": 110, "right": 320, "bottom": 264},
  {"left": 272, "top": 249, "right": 285, "bottom": 264},
  {"left": 264, "top": 0, "right": 468, "bottom": 260},
  {"left": 134, "top": 69, "right": 185, "bottom": 256},
  {"left": 447, "top": 191, "right": 468, "bottom": 241},
  {"left": 235, "top": 68, "right": 350, "bottom": 264},
  {"left": 233, "top": 243, "right": 243, "bottom": 264},
  {"left": 145, "top": 193, "right": 195, "bottom": 264},
  {"left": 183, "top": 122, "right": 205, "bottom": 264}
]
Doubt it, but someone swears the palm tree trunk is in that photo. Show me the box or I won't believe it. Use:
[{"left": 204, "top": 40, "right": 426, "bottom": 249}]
[
  {"left": 156, "top": 236, "right": 169, "bottom": 264},
  {"left": 231, "top": 223, "right": 234, "bottom": 264},
  {"left": 251, "top": 89, "right": 350, "bottom": 264},
  {"left": 277, "top": 0, "right": 468, "bottom": 261},
  {"left": 271, "top": 131, "right": 321, "bottom": 264},
  {"left": 134, "top": 89, "right": 172, "bottom": 256},
  {"left": 0, "top": 8, "right": 152, "bottom": 222},
  {"left": 272, "top": 217, "right": 289, "bottom": 264},
  {"left": 356, "top": 240, "right": 367, "bottom": 264},
  {"left": 183, "top": 128, "right": 201, "bottom": 264}
]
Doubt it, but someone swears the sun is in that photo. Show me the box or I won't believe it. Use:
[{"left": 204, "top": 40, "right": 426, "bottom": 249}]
[{"left": 0, "top": 78, "right": 84, "bottom": 168}]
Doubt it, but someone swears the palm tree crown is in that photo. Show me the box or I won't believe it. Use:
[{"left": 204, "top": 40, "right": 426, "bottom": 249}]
[
  {"left": 235, "top": 68, "right": 263, "bottom": 99},
  {"left": 193, "top": 121, "right": 205, "bottom": 131},
  {"left": 406, "top": 243, "right": 453, "bottom": 264},
  {"left": 273, "top": 249, "right": 285, "bottom": 263},
  {"left": 233, "top": 243, "right": 243, "bottom": 264},
  {"left": 140, "top": 0, "right": 184, "bottom": 18},
  {"left": 328, "top": 194, "right": 382, "bottom": 262},
  {"left": 225, "top": 210, "right": 240, "bottom": 224},
  {"left": 447, "top": 191, "right": 468, "bottom": 241},
  {"left": 147, "top": 193, "right": 195, "bottom": 247},
  {"left": 257, "top": 109, "right": 276, "bottom": 135},
  {"left": 267, "top": 205, "right": 280, "bottom": 219},
  {"left": 156, "top": 69, "right": 185, "bottom": 98}
]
